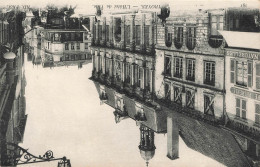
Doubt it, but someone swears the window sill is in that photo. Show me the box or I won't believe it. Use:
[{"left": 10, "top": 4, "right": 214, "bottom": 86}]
[
  {"left": 234, "top": 84, "right": 248, "bottom": 89},
  {"left": 234, "top": 116, "right": 248, "bottom": 123}
]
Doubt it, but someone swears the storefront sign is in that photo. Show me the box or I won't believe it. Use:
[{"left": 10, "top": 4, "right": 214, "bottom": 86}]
[
  {"left": 230, "top": 87, "right": 260, "bottom": 101},
  {"left": 226, "top": 50, "right": 260, "bottom": 60}
]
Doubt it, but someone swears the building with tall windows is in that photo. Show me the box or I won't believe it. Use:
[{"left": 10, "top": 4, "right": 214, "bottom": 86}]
[
  {"left": 90, "top": 8, "right": 157, "bottom": 103},
  {"left": 155, "top": 8, "right": 226, "bottom": 124}
]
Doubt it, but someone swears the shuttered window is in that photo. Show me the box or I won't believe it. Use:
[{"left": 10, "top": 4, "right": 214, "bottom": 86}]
[
  {"left": 230, "top": 59, "right": 235, "bottom": 83},
  {"left": 256, "top": 104, "right": 260, "bottom": 124},
  {"left": 144, "top": 25, "right": 150, "bottom": 47},
  {"left": 236, "top": 98, "right": 247, "bottom": 119},
  {"left": 256, "top": 63, "right": 260, "bottom": 90}
]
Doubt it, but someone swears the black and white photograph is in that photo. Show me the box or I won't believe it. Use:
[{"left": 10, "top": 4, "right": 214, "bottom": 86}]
[{"left": 0, "top": 0, "right": 259, "bottom": 166}]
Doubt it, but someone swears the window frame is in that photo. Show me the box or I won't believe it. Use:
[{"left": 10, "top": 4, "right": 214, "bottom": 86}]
[
  {"left": 236, "top": 98, "right": 247, "bottom": 120},
  {"left": 164, "top": 55, "right": 171, "bottom": 77},
  {"left": 255, "top": 103, "right": 260, "bottom": 124},
  {"left": 203, "top": 61, "right": 215, "bottom": 86},
  {"left": 173, "top": 57, "right": 183, "bottom": 78},
  {"left": 186, "top": 26, "right": 196, "bottom": 50},
  {"left": 186, "top": 59, "right": 195, "bottom": 81},
  {"left": 174, "top": 26, "right": 184, "bottom": 49}
]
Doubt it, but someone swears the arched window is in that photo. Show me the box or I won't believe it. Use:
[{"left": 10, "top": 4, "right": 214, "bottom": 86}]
[
  {"left": 174, "top": 27, "right": 183, "bottom": 49},
  {"left": 208, "top": 14, "right": 223, "bottom": 48},
  {"left": 186, "top": 27, "right": 196, "bottom": 50},
  {"left": 165, "top": 26, "right": 172, "bottom": 47}
]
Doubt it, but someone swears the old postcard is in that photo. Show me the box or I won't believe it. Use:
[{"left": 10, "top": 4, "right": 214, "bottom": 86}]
[{"left": 0, "top": 0, "right": 259, "bottom": 167}]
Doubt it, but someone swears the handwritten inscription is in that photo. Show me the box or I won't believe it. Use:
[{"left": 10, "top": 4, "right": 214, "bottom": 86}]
[
  {"left": 230, "top": 87, "right": 260, "bottom": 101},
  {"left": 93, "top": 5, "right": 160, "bottom": 10}
]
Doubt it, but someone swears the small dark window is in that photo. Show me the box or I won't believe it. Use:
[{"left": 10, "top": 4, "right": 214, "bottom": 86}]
[
  {"left": 204, "top": 61, "right": 215, "bottom": 86},
  {"left": 174, "top": 27, "right": 183, "bottom": 49},
  {"left": 144, "top": 25, "right": 150, "bottom": 47},
  {"left": 164, "top": 56, "right": 171, "bottom": 76}
]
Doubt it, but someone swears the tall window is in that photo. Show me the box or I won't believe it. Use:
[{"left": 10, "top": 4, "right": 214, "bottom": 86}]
[
  {"left": 164, "top": 56, "right": 171, "bottom": 76},
  {"left": 71, "top": 43, "right": 75, "bottom": 50},
  {"left": 256, "top": 63, "right": 260, "bottom": 90},
  {"left": 204, "top": 61, "right": 215, "bottom": 86},
  {"left": 236, "top": 98, "right": 247, "bottom": 119},
  {"left": 106, "top": 25, "right": 109, "bottom": 42},
  {"left": 114, "top": 18, "right": 121, "bottom": 42},
  {"left": 115, "top": 60, "right": 121, "bottom": 80},
  {"left": 165, "top": 25, "right": 172, "bottom": 47},
  {"left": 144, "top": 25, "right": 150, "bottom": 47},
  {"left": 98, "top": 25, "right": 102, "bottom": 41},
  {"left": 208, "top": 14, "right": 223, "bottom": 48},
  {"left": 85, "top": 43, "right": 88, "bottom": 50},
  {"left": 136, "top": 25, "right": 141, "bottom": 46},
  {"left": 236, "top": 61, "right": 248, "bottom": 87},
  {"left": 186, "top": 59, "right": 195, "bottom": 81},
  {"left": 165, "top": 83, "right": 171, "bottom": 101},
  {"left": 186, "top": 90, "right": 195, "bottom": 109},
  {"left": 137, "top": 66, "right": 144, "bottom": 88},
  {"left": 256, "top": 104, "right": 260, "bottom": 124},
  {"left": 76, "top": 43, "right": 80, "bottom": 50},
  {"left": 174, "top": 57, "right": 183, "bottom": 78},
  {"left": 204, "top": 94, "right": 214, "bottom": 116},
  {"left": 230, "top": 59, "right": 252, "bottom": 87},
  {"left": 65, "top": 43, "right": 69, "bottom": 50},
  {"left": 186, "top": 27, "right": 196, "bottom": 50},
  {"left": 174, "top": 27, "right": 183, "bottom": 49},
  {"left": 125, "top": 25, "right": 130, "bottom": 45},
  {"left": 125, "top": 62, "right": 131, "bottom": 83},
  {"left": 174, "top": 86, "right": 182, "bottom": 104},
  {"left": 71, "top": 33, "right": 75, "bottom": 41}
]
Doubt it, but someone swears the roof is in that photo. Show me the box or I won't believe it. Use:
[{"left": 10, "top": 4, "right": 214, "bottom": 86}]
[
  {"left": 219, "top": 31, "right": 260, "bottom": 50},
  {"left": 163, "top": 108, "right": 251, "bottom": 167}
]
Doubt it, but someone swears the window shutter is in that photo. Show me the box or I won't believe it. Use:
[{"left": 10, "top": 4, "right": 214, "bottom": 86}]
[
  {"left": 256, "top": 63, "right": 260, "bottom": 90},
  {"left": 248, "top": 61, "right": 253, "bottom": 87},
  {"left": 230, "top": 59, "right": 235, "bottom": 83},
  {"left": 236, "top": 98, "right": 240, "bottom": 117}
]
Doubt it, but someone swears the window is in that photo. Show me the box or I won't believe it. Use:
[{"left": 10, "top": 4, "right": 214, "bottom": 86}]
[
  {"left": 174, "top": 57, "right": 183, "bottom": 78},
  {"left": 65, "top": 43, "right": 69, "bottom": 50},
  {"left": 204, "top": 94, "right": 214, "bottom": 116},
  {"left": 145, "top": 25, "right": 150, "bottom": 47},
  {"left": 186, "top": 59, "right": 195, "bottom": 81},
  {"left": 125, "top": 25, "right": 130, "bottom": 45},
  {"left": 114, "top": 18, "right": 121, "bottom": 42},
  {"left": 115, "top": 60, "right": 121, "bottom": 80},
  {"left": 208, "top": 15, "right": 223, "bottom": 48},
  {"left": 81, "top": 54, "right": 86, "bottom": 60},
  {"left": 186, "top": 27, "right": 196, "bottom": 50},
  {"left": 137, "top": 66, "right": 144, "bottom": 88},
  {"left": 71, "top": 33, "right": 75, "bottom": 41},
  {"left": 186, "top": 90, "right": 195, "bottom": 109},
  {"left": 204, "top": 61, "right": 215, "bottom": 86},
  {"left": 71, "top": 55, "right": 75, "bottom": 60},
  {"left": 230, "top": 59, "right": 253, "bottom": 88},
  {"left": 164, "top": 56, "right": 171, "bottom": 76},
  {"left": 65, "top": 55, "right": 69, "bottom": 61},
  {"left": 165, "top": 25, "right": 172, "bottom": 47},
  {"left": 125, "top": 62, "right": 131, "bottom": 83},
  {"left": 84, "top": 33, "right": 88, "bottom": 40},
  {"left": 236, "top": 98, "right": 247, "bottom": 119},
  {"left": 54, "top": 33, "right": 59, "bottom": 41},
  {"left": 71, "top": 43, "right": 75, "bottom": 50},
  {"left": 106, "top": 25, "right": 109, "bottom": 42},
  {"left": 174, "top": 27, "right": 183, "bottom": 49},
  {"left": 165, "top": 83, "right": 171, "bottom": 101},
  {"left": 136, "top": 25, "right": 141, "bottom": 46},
  {"left": 85, "top": 43, "right": 88, "bottom": 50},
  {"left": 76, "top": 43, "right": 80, "bottom": 50},
  {"left": 256, "top": 63, "right": 260, "bottom": 90},
  {"left": 174, "top": 86, "right": 182, "bottom": 104},
  {"left": 256, "top": 104, "right": 260, "bottom": 124},
  {"left": 98, "top": 25, "right": 102, "bottom": 40}
]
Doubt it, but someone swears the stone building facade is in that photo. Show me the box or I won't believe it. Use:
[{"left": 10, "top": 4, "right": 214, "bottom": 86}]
[{"left": 155, "top": 9, "right": 226, "bottom": 123}]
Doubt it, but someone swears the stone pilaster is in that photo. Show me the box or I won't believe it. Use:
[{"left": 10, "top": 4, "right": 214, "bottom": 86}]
[{"left": 120, "top": 16, "right": 125, "bottom": 50}]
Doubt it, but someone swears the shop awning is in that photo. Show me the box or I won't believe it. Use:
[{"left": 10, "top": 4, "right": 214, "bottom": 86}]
[{"left": 218, "top": 31, "right": 260, "bottom": 50}]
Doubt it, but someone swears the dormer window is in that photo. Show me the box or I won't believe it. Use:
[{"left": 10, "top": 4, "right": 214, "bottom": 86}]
[
  {"left": 165, "top": 25, "right": 172, "bottom": 47},
  {"left": 174, "top": 27, "right": 183, "bottom": 49},
  {"left": 186, "top": 27, "right": 196, "bottom": 50},
  {"left": 208, "top": 14, "right": 223, "bottom": 48}
]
